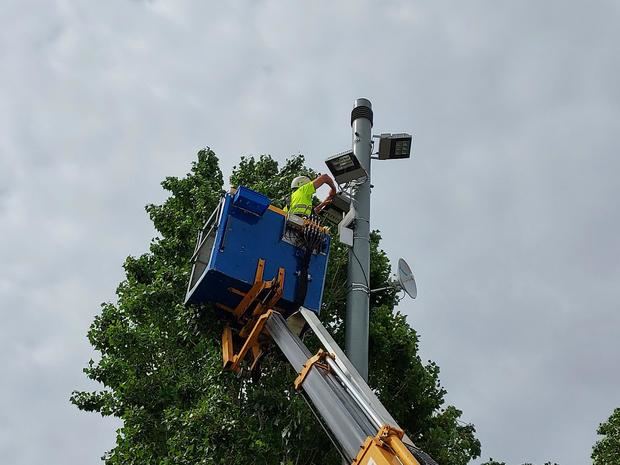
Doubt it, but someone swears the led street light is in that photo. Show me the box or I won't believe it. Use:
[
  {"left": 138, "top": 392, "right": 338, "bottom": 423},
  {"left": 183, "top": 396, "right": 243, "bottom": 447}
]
[
  {"left": 377, "top": 133, "right": 413, "bottom": 160},
  {"left": 325, "top": 150, "right": 368, "bottom": 184},
  {"left": 320, "top": 192, "right": 352, "bottom": 227}
]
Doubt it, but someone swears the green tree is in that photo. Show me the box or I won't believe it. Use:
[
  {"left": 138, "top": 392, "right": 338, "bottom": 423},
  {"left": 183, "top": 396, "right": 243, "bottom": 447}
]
[
  {"left": 481, "top": 459, "right": 559, "bottom": 465},
  {"left": 72, "top": 150, "right": 481, "bottom": 465},
  {"left": 592, "top": 408, "right": 620, "bottom": 465}
]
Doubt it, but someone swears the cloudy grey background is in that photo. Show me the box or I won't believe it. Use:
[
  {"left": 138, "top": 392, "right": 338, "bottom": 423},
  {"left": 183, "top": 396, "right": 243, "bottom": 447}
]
[{"left": 1, "top": 1, "right": 619, "bottom": 464}]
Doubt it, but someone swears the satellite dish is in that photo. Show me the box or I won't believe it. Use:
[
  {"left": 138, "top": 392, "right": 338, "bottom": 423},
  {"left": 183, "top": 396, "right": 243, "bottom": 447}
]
[
  {"left": 369, "top": 257, "right": 417, "bottom": 299},
  {"left": 396, "top": 258, "right": 417, "bottom": 299}
]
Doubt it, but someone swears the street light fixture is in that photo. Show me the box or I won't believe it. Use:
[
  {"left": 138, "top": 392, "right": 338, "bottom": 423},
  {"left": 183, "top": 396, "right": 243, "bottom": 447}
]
[
  {"left": 321, "top": 192, "right": 352, "bottom": 227},
  {"left": 377, "top": 133, "right": 413, "bottom": 160},
  {"left": 325, "top": 150, "right": 368, "bottom": 184}
]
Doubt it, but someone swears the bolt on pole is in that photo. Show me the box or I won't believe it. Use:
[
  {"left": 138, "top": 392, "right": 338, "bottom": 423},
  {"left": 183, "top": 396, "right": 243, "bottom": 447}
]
[{"left": 346, "top": 98, "right": 373, "bottom": 381}]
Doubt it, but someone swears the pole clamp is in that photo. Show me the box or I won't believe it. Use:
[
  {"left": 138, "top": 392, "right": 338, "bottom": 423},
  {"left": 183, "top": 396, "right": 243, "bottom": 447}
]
[
  {"left": 348, "top": 283, "right": 371, "bottom": 295},
  {"left": 294, "top": 349, "right": 335, "bottom": 391}
]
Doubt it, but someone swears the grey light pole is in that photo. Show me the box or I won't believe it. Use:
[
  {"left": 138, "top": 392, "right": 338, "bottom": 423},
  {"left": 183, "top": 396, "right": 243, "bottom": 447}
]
[{"left": 345, "top": 98, "right": 373, "bottom": 381}]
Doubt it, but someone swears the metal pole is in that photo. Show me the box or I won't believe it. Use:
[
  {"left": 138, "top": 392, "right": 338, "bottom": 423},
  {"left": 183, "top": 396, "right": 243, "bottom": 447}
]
[{"left": 346, "top": 98, "right": 373, "bottom": 381}]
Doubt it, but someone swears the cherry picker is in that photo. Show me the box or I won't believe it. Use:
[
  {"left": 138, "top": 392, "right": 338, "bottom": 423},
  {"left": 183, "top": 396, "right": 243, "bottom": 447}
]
[{"left": 185, "top": 186, "right": 437, "bottom": 465}]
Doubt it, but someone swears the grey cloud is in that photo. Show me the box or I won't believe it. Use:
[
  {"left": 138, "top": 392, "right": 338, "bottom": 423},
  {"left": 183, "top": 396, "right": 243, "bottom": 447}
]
[{"left": 1, "top": 1, "right": 619, "bottom": 464}]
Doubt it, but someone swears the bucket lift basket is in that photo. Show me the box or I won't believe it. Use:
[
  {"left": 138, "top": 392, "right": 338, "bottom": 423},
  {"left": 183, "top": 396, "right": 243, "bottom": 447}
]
[{"left": 185, "top": 186, "right": 330, "bottom": 317}]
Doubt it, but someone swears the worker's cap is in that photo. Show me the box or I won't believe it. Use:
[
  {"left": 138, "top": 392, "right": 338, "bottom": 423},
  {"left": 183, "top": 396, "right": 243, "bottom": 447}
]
[{"left": 291, "top": 176, "right": 311, "bottom": 189}]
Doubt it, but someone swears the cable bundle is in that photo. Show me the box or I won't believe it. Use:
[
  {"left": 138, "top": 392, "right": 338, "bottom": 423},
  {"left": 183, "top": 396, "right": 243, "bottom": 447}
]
[{"left": 294, "top": 215, "right": 327, "bottom": 305}]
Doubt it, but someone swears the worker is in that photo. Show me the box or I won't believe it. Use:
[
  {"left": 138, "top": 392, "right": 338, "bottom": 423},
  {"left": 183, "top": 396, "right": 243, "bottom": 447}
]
[{"left": 286, "top": 174, "right": 337, "bottom": 217}]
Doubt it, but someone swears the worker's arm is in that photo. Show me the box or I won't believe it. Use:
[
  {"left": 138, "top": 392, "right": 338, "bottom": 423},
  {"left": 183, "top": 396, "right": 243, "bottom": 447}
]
[
  {"left": 312, "top": 174, "right": 337, "bottom": 214},
  {"left": 312, "top": 174, "right": 337, "bottom": 199}
]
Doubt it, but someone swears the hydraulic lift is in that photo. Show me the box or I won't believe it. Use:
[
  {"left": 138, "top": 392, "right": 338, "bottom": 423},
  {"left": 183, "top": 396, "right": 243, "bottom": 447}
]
[{"left": 185, "top": 187, "right": 437, "bottom": 465}]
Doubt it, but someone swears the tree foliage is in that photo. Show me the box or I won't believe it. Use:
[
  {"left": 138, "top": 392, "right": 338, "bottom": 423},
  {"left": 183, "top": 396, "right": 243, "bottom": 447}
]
[
  {"left": 481, "top": 458, "right": 559, "bottom": 464},
  {"left": 592, "top": 408, "right": 620, "bottom": 465},
  {"left": 72, "top": 150, "right": 481, "bottom": 465}
]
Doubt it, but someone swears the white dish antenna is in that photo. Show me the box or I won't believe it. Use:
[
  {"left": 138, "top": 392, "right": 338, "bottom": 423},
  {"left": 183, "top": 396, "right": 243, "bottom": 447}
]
[
  {"left": 370, "top": 257, "right": 417, "bottom": 299},
  {"left": 396, "top": 258, "right": 417, "bottom": 299}
]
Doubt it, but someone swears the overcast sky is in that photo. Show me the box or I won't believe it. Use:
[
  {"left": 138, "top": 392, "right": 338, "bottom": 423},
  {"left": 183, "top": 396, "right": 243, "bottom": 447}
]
[{"left": 2, "top": 1, "right": 619, "bottom": 464}]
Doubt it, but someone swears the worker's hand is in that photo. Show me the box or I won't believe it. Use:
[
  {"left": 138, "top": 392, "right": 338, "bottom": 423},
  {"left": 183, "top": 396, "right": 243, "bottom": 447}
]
[{"left": 315, "top": 196, "right": 334, "bottom": 215}]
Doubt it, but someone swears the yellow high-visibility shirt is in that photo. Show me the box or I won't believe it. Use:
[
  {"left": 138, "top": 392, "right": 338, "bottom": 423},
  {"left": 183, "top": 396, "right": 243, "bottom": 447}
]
[{"left": 286, "top": 181, "right": 316, "bottom": 216}]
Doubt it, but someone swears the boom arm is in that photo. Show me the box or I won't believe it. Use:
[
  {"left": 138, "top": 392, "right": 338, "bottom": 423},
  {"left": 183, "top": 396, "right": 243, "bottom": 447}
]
[{"left": 264, "top": 309, "right": 438, "bottom": 465}]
